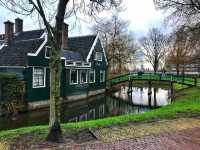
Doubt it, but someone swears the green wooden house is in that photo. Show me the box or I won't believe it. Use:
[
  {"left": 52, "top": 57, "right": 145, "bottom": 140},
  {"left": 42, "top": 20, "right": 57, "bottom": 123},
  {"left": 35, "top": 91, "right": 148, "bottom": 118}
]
[{"left": 0, "top": 18, "right": 107, "bottom": 109}]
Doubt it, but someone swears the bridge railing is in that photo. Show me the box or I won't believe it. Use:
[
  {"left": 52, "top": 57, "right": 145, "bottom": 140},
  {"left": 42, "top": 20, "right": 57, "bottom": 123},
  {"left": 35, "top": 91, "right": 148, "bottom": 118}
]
[{"left": 107, "top": 72, "right": 197, "bottom": 87}]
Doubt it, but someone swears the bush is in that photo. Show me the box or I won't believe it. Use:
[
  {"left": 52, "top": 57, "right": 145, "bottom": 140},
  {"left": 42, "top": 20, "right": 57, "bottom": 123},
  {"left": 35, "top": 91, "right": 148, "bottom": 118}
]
[{"left": 0, "top": 73, "right": 25, "bottom": 101}]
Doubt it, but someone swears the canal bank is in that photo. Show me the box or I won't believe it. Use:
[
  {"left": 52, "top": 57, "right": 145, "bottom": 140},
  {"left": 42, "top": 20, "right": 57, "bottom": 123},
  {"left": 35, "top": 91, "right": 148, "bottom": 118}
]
[
  {"left": 0, "top": 86, "right": 200, "bottom": 142},
  {"left": 0, "top": 83, "right": 173, "bottom": 131}
]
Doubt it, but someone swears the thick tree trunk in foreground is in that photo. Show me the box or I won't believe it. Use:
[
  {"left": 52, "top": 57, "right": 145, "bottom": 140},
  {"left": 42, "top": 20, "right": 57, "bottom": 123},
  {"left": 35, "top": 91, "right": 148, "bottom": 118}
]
[{"left": 47, "top": 50, "right": 62, "bottom": 142}]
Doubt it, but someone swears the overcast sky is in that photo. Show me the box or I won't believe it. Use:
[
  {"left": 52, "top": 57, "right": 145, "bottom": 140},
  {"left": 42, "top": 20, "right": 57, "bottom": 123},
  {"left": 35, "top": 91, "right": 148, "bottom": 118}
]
[{"left": 0, "top": 0, "right": 164, "bottom": 38}]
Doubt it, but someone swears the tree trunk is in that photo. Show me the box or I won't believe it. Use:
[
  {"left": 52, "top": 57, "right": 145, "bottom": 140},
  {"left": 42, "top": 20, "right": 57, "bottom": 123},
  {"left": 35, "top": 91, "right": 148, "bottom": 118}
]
[
  {"left": 46, "top": 52, "right": 62, "bottom": 142},
  {"left": 154, "top": 63, "right": 158, "bottom": 73},
  {"left": 176, "top": 64, "right": 179, "bottom": 75}
]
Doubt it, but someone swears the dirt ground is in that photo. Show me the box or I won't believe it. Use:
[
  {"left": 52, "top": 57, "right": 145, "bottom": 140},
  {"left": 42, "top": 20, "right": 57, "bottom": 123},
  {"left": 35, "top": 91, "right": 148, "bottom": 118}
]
[{"left": 1, "top": 117, "right": 199, "bottom": 150}]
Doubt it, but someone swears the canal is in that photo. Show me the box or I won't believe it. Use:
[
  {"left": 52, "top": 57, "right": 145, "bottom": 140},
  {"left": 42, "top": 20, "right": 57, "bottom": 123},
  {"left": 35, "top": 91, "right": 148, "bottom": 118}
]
[{"left": 0, "top": 85, "right": 172, "bottom": 131}]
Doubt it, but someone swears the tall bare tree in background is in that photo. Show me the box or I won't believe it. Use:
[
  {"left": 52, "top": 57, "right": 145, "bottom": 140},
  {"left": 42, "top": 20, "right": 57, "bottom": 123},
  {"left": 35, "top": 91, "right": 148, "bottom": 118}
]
[
  {"left": 92, "top": 15, "right": 138, "bottom": 78},
  {"left": 154, "top": 0, "right": 200, "bottom": 74},
  {"left": 0, "top": 0, "right": 122, "bottom": 141},
  {"left": 167, "top": 26, "right": 194, "bottom": 75},
  {"left": 154, "top": 0, "right": 200, "bottom": 24},
  {"left": 140, "top": 28, "right": 167, "bottom": 73}
]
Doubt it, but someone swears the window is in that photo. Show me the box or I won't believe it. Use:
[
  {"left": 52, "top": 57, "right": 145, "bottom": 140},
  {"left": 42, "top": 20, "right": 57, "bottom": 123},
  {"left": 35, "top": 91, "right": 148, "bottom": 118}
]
[
  {"left": 83, "top": 62, "right": 91, "bottom": 67},
  {"left": 45, "top": 46, "right": 51, "bottom": 58},
  {"left": 33, "top": 67, "right": 46, "bottom": 88},
  {"left": 99, "top": 105, "right": 105, "bottom": 118},
  {"left": 75, "top": 62, "right": 82, "bottom": 66},
  {"left": 66, "top": 61, "right": 74, "bottom": 66},
  {"left": 70, "top": 69, "right": 78, "bottom": 84},
  {"left": 79, "top": 113, "right": 87, "bottom": 121},
  {"left": 100, "top": 70, "right": 105, "bottom": 82},
  {"left": 88, "top": 109, "right": 95, "bottom": 120},
  {"left": 89, "top": 70, "right": 95, "bottom": 83},
  {"left": 95, "top": 52, "right": 102, "bottom": 61},
  {"left": 80, "top": 70, "right": 88, "bottom": 84}
]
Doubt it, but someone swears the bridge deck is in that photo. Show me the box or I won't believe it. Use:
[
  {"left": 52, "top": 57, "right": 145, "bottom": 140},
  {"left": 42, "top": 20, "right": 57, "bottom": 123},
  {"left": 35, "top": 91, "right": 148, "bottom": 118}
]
[{"left": 107, "top": 72, "right": 197, "bottom": 87}]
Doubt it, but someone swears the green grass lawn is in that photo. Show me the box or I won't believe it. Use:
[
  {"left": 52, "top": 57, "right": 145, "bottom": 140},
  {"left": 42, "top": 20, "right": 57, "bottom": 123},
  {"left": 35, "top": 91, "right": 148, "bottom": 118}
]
[
  {"left": 174, "top": 83, "right": 188, "bottom": 90},
  {"left": 0, "top": 87, "right": 200, "bottom": 141}
]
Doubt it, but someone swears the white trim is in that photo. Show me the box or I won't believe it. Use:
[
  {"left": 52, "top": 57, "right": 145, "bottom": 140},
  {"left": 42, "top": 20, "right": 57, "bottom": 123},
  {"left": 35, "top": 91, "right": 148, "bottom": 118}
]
[
  {"left": 45, "top": 46, "right": 51, "bottom": 59},
  {"left": 89, "top": 69, "right": 95, "bottom": 83},
  {"left": 86, "top": 34, "right": 99, "bottom": 62},
  {"left": 40, "top": 31, "right": 46, "bottom": 38},
  {"left": 0, "top": 43, "right": 5, "bottom": 50},
  {"left": 0, "top": 66, "right": 26, "bottom": 68},
  {"left": 102, "top": 44, "right": 108, "bottom": 65},
  {"left": 65, "top": 67, "right": 90, "bottom": 70},
  {"left": 80, "top": 69, "right": 88, "bottom": 84},
  {"left": 27, "top": 33, "right": 48, "bottom": 56},
  {"left": 32, "top": 67, "right": 46, "bottom": 88},
  {"left": 69, "top": 69, "right": 78, "bottom": 85},
  {"left": 86, "top": 33, "right": 108, "bottom": 64},
  {"left": 66, "top": 61, "right": 75, "bottom": 67},
  {"left": 65, "top": 60, "right": 91, "bottom": 67}
]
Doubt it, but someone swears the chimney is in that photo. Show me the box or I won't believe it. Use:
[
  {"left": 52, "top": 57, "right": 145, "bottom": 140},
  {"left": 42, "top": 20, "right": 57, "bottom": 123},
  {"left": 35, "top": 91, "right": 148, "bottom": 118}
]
[
  {"left": 61, "top": 23, "right": 68, "bottom": 50},
  {"left": 4, "top": 20, "right": 14, "bottom": 45},
  {"left": 15, "top": 18, "right": 23, "bottom": 33}
]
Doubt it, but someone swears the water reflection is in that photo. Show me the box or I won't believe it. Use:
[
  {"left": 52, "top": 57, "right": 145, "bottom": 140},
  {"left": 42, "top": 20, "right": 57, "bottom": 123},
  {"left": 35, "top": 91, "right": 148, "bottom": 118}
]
[
  {"left": 114, "top": 86, "right": 171, "bottom": 107},
  {"left": 0, "top": 86, "right": 171, "bottom": 131}
]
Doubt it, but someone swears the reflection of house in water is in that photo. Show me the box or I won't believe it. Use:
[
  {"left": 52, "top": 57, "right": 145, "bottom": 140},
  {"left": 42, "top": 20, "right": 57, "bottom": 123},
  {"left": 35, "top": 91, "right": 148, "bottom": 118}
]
[
  {"left": 65, "top": 97, "right": 106, "bottom": 123},
  {"left": 106, "top": 96, "right": 149, "bottom": 115}
]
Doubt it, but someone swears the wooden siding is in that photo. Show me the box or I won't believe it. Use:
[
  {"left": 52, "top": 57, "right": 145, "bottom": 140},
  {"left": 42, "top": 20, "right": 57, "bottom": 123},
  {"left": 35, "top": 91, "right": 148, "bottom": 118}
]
[{"left": 24, "top": 38, "right": 106, "bottom": 102}]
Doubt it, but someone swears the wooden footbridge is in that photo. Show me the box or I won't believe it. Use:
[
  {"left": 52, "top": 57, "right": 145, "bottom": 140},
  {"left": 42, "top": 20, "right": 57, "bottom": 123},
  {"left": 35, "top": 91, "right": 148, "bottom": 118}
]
[{"left": 107, "top": 72, "right": 197, "bottom": 88}]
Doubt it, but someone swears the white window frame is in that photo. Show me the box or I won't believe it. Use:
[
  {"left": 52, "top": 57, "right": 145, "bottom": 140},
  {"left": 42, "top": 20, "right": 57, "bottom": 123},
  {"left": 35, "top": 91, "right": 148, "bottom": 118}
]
[
  {"left": 45, "top": 46, "right": 51, "bottom": 59},
  {"left": 69, "top": 69, "right": 78, "bottom": 85},
  {"left": 89, "top": 69, "right": 95, "bottom": 83},
  {"left": 80, "top": 70, "right": 88, "bottom": 84},
  {"left": 88, "top": 109, "right": 95, "bottom": 119},
  {"left": 95, "top": 52, "right": 102, "bottom": 61},
  {"left": 66, "top": 61, "right": 75, "bottom": 66},
  {"left": 100, "top": 70, "right": 105, "bottom": 82},
  {"left": 32, "top": 67, "right": 46, "bottom": 88}
]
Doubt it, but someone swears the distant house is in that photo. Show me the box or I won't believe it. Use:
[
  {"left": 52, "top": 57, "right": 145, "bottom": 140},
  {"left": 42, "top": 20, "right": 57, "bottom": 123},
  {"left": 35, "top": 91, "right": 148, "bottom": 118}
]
[{"left": 0, "top": 18, "right": 108, "bottom": 109}]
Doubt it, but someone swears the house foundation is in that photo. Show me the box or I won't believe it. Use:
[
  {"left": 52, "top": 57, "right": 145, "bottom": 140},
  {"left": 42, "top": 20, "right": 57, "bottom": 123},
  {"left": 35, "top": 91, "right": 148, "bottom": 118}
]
[{"left": 28, "top": 89, "right": 105, "bottom": 110}]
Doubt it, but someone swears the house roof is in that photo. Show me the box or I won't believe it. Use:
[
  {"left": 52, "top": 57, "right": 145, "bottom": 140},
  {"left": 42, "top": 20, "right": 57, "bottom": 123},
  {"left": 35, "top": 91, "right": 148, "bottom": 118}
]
[
  {"left": 67, "top": 35, "right": 96, "bottom": 59},
  {"left": 0, "top": 29, "right": 44, "bottom": 41},
  {"left": 0, "top": 29, "right": 98, "bottom": 66},
  {"left": 61, "top": 49, "right": 82, "bottom": 61},
  {"left": 0, "top": 39, "right": 44, "bottom": 66},
  {"left": 14, "top": 29, "right": 44, "bottom": 41}
]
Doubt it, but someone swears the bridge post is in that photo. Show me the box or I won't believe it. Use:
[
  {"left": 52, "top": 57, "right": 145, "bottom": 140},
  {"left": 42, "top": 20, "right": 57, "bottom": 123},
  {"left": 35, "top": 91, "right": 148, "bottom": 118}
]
[
  {"left": 170, "top": 81, "right": 174, "bottom": 99},
  {"left": 182, "top": 75, "right": 185, "bottom": 84},
  {"left": 128, "top": 79, "right": 133, "bottom": 93},
  {"left": 153, "top": 88, "right": 157, "bottom": 107},
  {"left": 148, "top": 81, "right": 152, "bottom": 107},
  {"left": 195, "top": 77, "right": 197, "bottom": 86}
]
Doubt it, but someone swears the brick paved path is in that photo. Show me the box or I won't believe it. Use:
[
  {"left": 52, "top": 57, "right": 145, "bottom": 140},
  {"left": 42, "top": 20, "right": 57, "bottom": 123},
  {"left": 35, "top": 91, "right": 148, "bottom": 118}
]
[{"left": 66, "top": 127, "right": 200, "bottom": 150}]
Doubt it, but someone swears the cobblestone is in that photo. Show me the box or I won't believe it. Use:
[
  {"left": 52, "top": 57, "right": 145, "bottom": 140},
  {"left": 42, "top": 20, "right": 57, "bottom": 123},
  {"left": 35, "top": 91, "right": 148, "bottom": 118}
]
[{"left": 67, "top": 127, "right": 200, "bottom": 150}]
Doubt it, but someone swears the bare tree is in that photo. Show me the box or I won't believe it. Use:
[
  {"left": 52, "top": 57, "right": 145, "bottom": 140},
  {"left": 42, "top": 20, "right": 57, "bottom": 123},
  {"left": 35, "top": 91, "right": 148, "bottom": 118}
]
[
  {"left": 140, "top": 28, "right": 167, "bottom": 73},
  {"left": 92, "top": 15, "right": 138, "bottom": 78},
  {"left": 0, "top": 0, "right": 122, "bottom": 141},
  {"left": 167, "top": 26, "right": 194, "bottom": 75},
  {"left": 154, "top": 0, "right": 200, "bottom": 74},
  {"left": 154, "top": 0, "right": 200, "bottom": 25}
]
